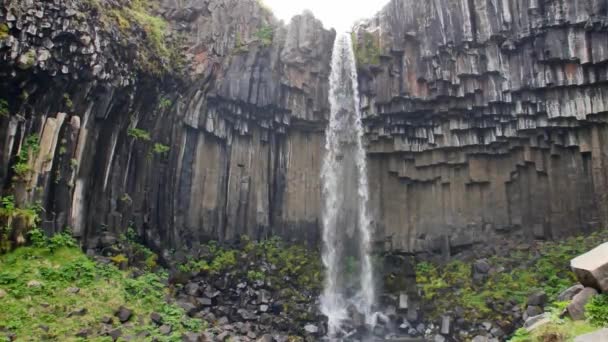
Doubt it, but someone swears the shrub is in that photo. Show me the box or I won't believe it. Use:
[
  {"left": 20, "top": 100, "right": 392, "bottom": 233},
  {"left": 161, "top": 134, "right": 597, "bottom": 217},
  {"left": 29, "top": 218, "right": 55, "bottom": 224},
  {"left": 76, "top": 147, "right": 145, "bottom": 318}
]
[
  {"left": 255, "top": 24, "right": 273, "bottom": 47},
  {"left": 128, "top": 128, "right": 151, "bottom": 141},
  {"left": 152, "top": 143, "right": 170, "bottom": 154},
  {"left": 586, "top": 294, "right": 608, "bottom": 327},
  {"left": 0, "top": 196, "right": 41, "bottom": 253},
  {"left": 0, "top": 99, "right": 9, "bottom": 117},
  {"left": 13, "top": 135, "right": 40, "bottom": 179}
]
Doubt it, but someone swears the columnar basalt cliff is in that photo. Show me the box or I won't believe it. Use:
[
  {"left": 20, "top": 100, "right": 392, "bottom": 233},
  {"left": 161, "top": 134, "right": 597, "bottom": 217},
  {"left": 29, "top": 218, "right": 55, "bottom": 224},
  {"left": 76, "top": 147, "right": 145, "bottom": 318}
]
[
  {"left": 2, "top": 0, "right": 608, "bottom": 257},
  {"left": 355, "top": 0, "right": 608, "bottom": 253},
  {"left": 0, "top": 0, "right": 333, "bottom": 254}
]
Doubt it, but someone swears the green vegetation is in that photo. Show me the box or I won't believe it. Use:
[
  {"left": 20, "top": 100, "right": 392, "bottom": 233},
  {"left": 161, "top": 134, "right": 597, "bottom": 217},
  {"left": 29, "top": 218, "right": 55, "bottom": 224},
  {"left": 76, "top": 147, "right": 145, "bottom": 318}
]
[
  {"left": 509, "top": 319, "right": 597, "bottom": 342},
  {"left": 0, "top": 196, "right": 40, "bottom": 253},
  {"left": 234, "top": 31, "right": 249, "bottom": 54},
  {"left": 90, "top": 0, "right": 181, "bottom": 75},
  {"left": 0, "top": 230, "right": 203, "bottom": 340},
  {"left": 416, "top": 230, "right": 608, "bottom": 322},
  {"left": 255, "top": 24, "right": 274, "bottom": 47},
  {"left": 127, "top": 128, "right": 151, "bottom": 141},
  {"left": 0, "top": 23, "right": 9, "bottom": 40},
  {"left": 12, "top": 135, "right": 40, "bottom": 180},
  {"left": 352, "top": 31, "right": 381, "bottom": 66},
  {"left": 158, "top": 97, "right": 172, "bottom": 110},
  {"left": 63, "top": 93, "right": 73, "bottom": 110},
  {"left": 18, "top": 50, "right": 36, "bottom": 70},
  {"left": 0, "top": 99, "right": 8, "bottom": 117},
  {"left": 153, "top": 143, "right": 170, "bottom": 154},
  {"left": 586, "top": 294, "right": 608, "bottom": 327},
  {"left": 180, "top": 236, "right": 322, "bottom": 291}
]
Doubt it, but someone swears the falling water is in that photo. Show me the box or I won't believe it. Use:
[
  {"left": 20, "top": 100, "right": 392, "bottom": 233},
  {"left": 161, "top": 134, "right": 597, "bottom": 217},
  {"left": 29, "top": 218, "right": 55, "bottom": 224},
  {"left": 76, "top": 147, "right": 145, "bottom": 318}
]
[{"left": 320, "top": 33, "right": 376, "bottom": 338}]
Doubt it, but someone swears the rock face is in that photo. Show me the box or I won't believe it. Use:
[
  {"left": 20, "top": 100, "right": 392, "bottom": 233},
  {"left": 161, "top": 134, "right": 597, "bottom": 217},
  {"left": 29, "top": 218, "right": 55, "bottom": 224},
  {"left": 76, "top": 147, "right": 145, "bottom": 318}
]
[
  {"left": 0, "top": 0, "right": 333, "bottom": 253},
  {"left": 355, "top": 0, "right": 608, "bottom": 252},
  {"left": 1, "top": 0, "right": 608, "bottom": 255}
]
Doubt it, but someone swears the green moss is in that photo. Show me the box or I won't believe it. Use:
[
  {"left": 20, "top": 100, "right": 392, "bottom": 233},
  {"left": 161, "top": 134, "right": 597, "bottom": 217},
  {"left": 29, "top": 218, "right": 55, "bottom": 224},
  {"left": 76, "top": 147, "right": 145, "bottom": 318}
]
[
  {"left": 255, "top": 24, "right": 274, "bottom": 47},
  {"left": 12, "top": 135, "right": 40, "bottom": 180},
  {"left": 0, "top": 233, "right": 203, "bottom": 340},
  {"left": 127, "top": 128, "right": 151, "bottom": 141},
  {"left": 0, "top": 23, "right": 9, "bottom": 40},
  {"left": 352, "top": 31, "right": 381, "bottom": 66},
  {"left": 152, "top": 143, "right": 170, "bottom": 154},
  {"left": 0, "top": 196, "right": 40, "bottom": 253},
  {"left": 0, "top": 99, "right": 9, "bottom": 117},
  {"left": 95, "top": 0, "right": 179, "bottom": 75}
]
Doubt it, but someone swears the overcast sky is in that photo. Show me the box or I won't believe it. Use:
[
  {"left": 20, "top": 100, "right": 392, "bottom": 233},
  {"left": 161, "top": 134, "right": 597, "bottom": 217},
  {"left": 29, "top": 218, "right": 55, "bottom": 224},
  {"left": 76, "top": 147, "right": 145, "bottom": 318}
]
[{"left": 263, "top": 0, "right": 389, "bottom": 32}]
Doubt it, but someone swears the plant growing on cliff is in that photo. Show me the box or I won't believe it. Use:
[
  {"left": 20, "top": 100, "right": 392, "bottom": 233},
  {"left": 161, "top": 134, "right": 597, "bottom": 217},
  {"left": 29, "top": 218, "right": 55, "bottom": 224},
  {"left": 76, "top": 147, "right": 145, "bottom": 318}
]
[
  {"left": 0, "top": 196, "right": 40, "bottom": 253},
  {"left": 128, "top": 128, "right": 151, "bottom": 141},
  {"left": 255, "top": 24, "right": 274, "bottom": 47},
  {"left": 352, "top": 31, "right": 381, "bottom": 66},
  {"left": 0, "top": 99, "right": 9, "bottom": 117},
  {"left": 152, "top": 143, "right": 170, "bottom": 154},
  {"left": 158, "top": 97, "right": 172, "bottom": 110},
  {"left": 63, "top": 94, "right": 73, "bottom": 110},
  {"left": 12, "top": 135, "right": 40, "bottom": 180},
  {"left": 0, "top": 23, "right": 9, "bottom": 40}
]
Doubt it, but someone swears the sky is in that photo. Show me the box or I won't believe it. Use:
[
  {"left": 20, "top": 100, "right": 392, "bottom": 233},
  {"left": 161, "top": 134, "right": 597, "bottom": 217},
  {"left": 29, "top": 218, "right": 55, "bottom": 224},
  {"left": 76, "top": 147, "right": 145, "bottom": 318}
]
[{"left": 263, "top": 0, "right": 389, "bottom": 32}]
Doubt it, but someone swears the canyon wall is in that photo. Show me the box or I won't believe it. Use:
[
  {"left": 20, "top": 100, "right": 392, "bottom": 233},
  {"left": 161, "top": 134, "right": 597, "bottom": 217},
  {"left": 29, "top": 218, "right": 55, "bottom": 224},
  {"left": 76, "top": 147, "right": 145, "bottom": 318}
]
[
  {"left": 1, "top": 0, "right": 608, "bottom": 256},
  {"left": 0, "top": 0, "right": 332, "bottom": 254},
  {"left": 355, "top": 0, "right": 608, "bottom": 253}
]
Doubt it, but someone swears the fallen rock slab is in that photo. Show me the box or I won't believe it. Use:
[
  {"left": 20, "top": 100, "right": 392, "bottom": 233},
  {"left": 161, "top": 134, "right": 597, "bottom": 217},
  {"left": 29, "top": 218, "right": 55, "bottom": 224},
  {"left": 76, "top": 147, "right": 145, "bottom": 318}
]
[{"left": 571, "top": 242, "right": 608, "bottom": 292}]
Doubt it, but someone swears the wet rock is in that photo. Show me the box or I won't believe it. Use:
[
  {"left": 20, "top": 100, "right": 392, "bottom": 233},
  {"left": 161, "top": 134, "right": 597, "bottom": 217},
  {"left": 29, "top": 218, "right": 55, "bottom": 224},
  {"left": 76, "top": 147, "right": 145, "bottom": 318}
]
[
  {"left": 75, "top": 329, "right": 91, "bottom": 338},
  {"left": 568, "top": 287, "right": 599, "bottom": 320},
  {"left": 196, "top": 297, "right": 212, "bottom": 307},
  {"left": 66, "top": 287, "right": 80, "bottom": 294},
  {"left": 440, "top": 315, "right": 451, "bottom": 335},
  {"left": 557, "top": 284, "right": 584, "bottom": 302},
  {"left": 185, "top": 283, "right": 200, "bottom": 296},
  {"left": 27, "top": 280, "right": 42, "bottom": 288},
  {"left": 525, "top": 306, "right": 543, "bottom": 318},
  {"left": 304, "top": 324, "right": 319, "bottom": 334},
  {"left": 182, "top": 332, "right": 202, "bottom": 342},
  {"left": 399, "top": 293, "right": 409, "bottom": 309},
  {"left": 159, "top": 324, "right": 172, "bottom": 335},
  {"left": 150, "top": 312, "right": 163, "bottom": 325},
  {"left": 524, "top": 313, "right": 551, "bottom": 332},
  {"left": 474, "top": 259, "right": 491, "bottom": 274},
  {"left": 527, "top": 291, "right": 548, "bottom": 307},
  {"left": 68, "top": 308, "right": 87, "bottom": 317},
  {"left": 115, "top": 306, "right": 133, "bottom": 323}
]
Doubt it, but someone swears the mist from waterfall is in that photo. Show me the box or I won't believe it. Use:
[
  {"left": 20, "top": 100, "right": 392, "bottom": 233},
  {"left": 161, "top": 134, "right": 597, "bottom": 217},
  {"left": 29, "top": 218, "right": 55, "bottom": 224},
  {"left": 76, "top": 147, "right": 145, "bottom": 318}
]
[{"left": 320, "top": 33, "right": 376, "bottom": 338}]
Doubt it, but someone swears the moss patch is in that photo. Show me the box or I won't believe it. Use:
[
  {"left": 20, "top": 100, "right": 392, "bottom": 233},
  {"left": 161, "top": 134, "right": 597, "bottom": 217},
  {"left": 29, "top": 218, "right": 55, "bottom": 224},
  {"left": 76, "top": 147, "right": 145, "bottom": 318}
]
[
  {"left": 0, "top": 23, "right": 9, "bottom": 40},
  {"left": 352, "top": 31, "right": 381, "bottom": 66},
  {"left": 0, "top": 232, "right": 203, "bottom": 341}
]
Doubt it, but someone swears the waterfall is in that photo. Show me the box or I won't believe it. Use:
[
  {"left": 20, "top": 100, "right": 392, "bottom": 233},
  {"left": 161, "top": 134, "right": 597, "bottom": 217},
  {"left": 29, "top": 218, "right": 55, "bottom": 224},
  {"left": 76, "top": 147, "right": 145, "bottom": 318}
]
[{"left": 320, "top": 33, "right": 376, "bottom": 337}]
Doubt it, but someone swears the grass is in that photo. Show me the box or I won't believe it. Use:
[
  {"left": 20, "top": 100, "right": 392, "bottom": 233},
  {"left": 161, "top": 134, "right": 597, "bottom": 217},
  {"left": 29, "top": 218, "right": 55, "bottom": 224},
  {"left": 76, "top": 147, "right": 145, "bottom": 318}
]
[
  {"left": 0, "top": 231, "right": 203, "bottom": 341},
  {"left": 416, "top": 230, "right": 608, "bottom": 323},
  {"left": 510, "top": 319, "right": 598, "bottom": 342}
]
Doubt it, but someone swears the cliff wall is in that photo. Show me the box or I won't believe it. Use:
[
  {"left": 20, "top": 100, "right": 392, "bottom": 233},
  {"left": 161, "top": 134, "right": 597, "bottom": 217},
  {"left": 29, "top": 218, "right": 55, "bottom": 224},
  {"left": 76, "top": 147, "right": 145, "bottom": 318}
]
[
  {"left": 2, "top": 0, "right": 608, "bottom": 256},
  {"left": 355, "top": 0, "right": 608, "bottom": 252}
]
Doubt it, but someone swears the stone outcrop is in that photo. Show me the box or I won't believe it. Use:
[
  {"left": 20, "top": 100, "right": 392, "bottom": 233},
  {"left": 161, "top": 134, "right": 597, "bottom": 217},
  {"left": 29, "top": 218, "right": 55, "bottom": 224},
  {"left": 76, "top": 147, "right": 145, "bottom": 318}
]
[
  {"left": 355, "top": 0, "right": 608, "bottom": 253},
  {"left": 1, "top": 0, "right": 608, "bottom": 255}
]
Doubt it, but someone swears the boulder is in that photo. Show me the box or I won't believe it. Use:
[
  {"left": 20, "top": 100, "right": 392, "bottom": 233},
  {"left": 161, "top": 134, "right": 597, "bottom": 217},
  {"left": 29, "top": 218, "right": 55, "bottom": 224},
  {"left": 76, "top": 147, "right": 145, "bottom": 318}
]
[
  {"left": 567, "top": 287, "right": 598, "bottom": 320},
  {"left": 474, "top": 259, "right": 491, "bottom": 274},
  {"left": 115, "top": 306, "right": 133, "bottom": 323},
  {"left": 571, "top": 242, "right": 608, "bottom": 292},
  {"left": 557, "top": 284, "right": 584, "bottom": 302},
  {"left": 527, "top": 291, "right": 548, "bottom": 307},
  {"left": 182, "top": 332, "right": 203, "bottom": 342},
  {"left": 304, "top": 324, "right": 319, "bottom": 334},
  {"left": 524, "top": 313, "right": 551, "bottom": 332}
]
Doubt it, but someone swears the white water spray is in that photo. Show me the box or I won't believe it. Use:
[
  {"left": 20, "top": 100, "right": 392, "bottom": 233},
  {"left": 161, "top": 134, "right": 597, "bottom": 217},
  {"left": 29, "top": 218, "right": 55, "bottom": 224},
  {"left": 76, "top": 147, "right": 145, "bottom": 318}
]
[{"left": 320, "top": 33, "right": 376, "bottom": 338}]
